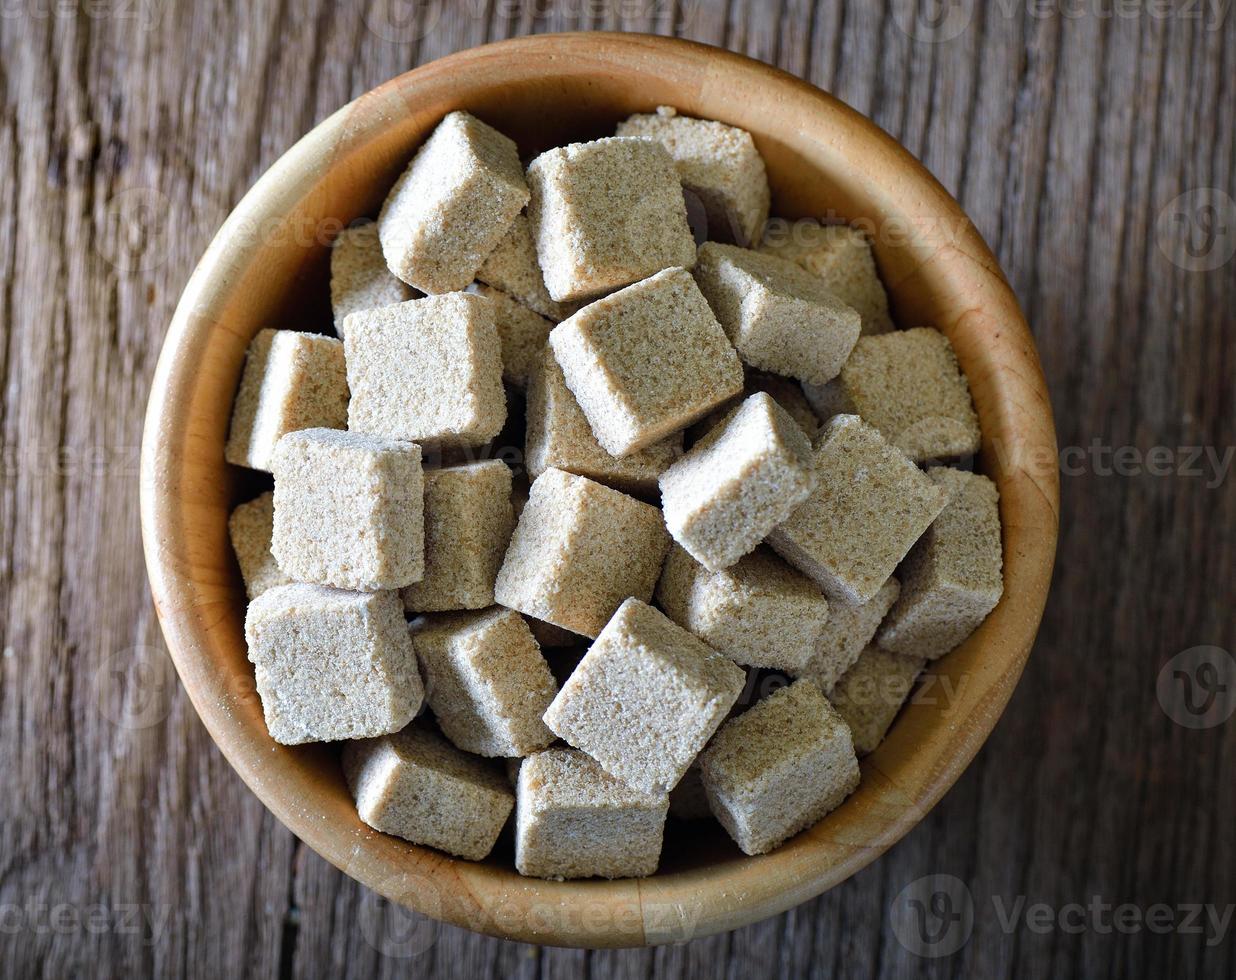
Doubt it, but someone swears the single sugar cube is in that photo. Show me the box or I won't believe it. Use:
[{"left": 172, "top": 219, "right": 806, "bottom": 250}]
[
  {"left": 400, "top": 461, "right": 513, "bottom": 613},
  {"left": 760, "top": 222, "right": 894, "bottom": 334},
  {"left": 526, "top": 136, "right": 697, "bottom": 302},
  {"left": 412, "top": 607, "right": 558, "bottom": 757},
  {"left": 343, "top": 292, "right": 506, "bottom": 447},
  {"left": 228, "top": 491, "right": 291, "bottom": 600},
  {"left": 877, "top": 467, "right": 1003, "bottom": 659},
  {"left": 795, "top": 576, "right": 901, "bottom": 692},
  {"left": 616, "top": 106, "right": 770, "bottom": 246},
  {"left": 467, "top": 284, "right": 553, "bottom": 390},
  {"left": 271, "top": 428, "right": 423, "bottom": 592},
  {"left": 476, "top": 213, "right": 583, "bottom": 321},
  {"left": 549, "top": 267, "right": 743, "bottom": 456},
  {"left": 378, "top": 110, "right": 529, "bottom": 294},
  {"left": 330, "top": 222, "right": 414, "bottom": 337},
  {"left": 656, "top": 544, "right": 829, "bottom": 672},
  {"left": 659, "top": 392, "right": 817, "bottom": 570},
  {"left": 830, "top": 645, "right": 925, "bottom": 755},
  {"left": 343, "top": 725, "right": 513, "bottom": 860},
  {"left": 767, "top": 415, "right": 948, "bottom": 604},
  {"left": 693, "top": 242, "right": 861, "bottom": 385},
  {"left": 515, "top": 748, "right": 669, "bottom": 879},
  {"left": 224, "top": 329, "right": 349, "bottom": 472},
  {"left": 525, "top": 348, "right": 681, "bottom": 497},
  {"left": 802, "top": 328, "right": 981, "bottom": 463},
  {"left": 543, "top": 597, "right": 745, "bottom": 793},
  {"left": 493, "top": 468, "right": 669, "bottom": 638},
  {"left": 699, "top": 679, "right": 859, "bottom": 855},
  {"left": 245, "top": 584, "right": 423, "bottom": 744}
]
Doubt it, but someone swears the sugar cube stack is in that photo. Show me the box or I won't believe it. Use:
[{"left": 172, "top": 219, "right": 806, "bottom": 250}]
[
  {"left": 225, "top": 329, "right": 349, "bottom": 472},
  {"left": 227, "top": 105, "right": 1004, "bottom": 879}
]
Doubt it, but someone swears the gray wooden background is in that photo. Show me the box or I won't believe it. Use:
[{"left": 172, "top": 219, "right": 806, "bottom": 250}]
[{"left": 1, "top": 1, "right": 1234, "bottom": 977}]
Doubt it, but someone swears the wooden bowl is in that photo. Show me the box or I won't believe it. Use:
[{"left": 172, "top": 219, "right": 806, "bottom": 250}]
[{"left": 140, "top": 33, "right": 1058, "bottom": 947}]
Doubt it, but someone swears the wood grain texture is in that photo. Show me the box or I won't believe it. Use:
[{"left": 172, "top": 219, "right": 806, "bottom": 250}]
[{"left": 0, "top": 2, "right": 1231, "bottom": 978}]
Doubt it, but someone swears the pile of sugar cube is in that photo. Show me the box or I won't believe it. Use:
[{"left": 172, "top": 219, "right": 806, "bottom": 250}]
[{"left": 227, "top": 106, "right": 1004, "bottom": 878}]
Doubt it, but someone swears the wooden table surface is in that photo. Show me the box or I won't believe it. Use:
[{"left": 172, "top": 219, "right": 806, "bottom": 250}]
[{"left": 2, "top": 1, "right": 1233, "bottom": 977}]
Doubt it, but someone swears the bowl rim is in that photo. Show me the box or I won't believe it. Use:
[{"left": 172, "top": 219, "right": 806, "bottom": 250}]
[{"left": 140, "top": 31, "right": 1059, "bottom": 948}]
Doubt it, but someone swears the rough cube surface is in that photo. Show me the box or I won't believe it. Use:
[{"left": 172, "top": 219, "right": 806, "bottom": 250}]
[
  {"left": 225, "top": 329, "right": 349, "bottom": 472},
  {"left": 795, "top": 576, "right": 901, "bottom": 692},
  {"left": 515, "top": 748, "right": 669, "bottom": 879},
  {"left": 659, "top": 392, "right": 817, "bottom": 570},
  {"left": 699, "top": 679, "right": 859, "bottom": 855},
  {"left": 878, "top": 468, "right": 1003, "bottom": 659},
  {"left": 760, "top": 222, "right": 894, "bottom": 334},
  {"left": 378, "top": 111, "right": 529, "bottom": 294},
  {"left": 830, "top": 645, "right": 925, "bottom": 755},
  {"left": 494, "top": 469, "right": 670, "bottom": 638},
  {"left": 767, "top": 415, "right": 947, "bottom": 604},
  {"left": 549, "top": 267, "right": 743, "bottom": 456},
  {"left": 693, "top": 242, "right": 861, "bottom": 385},
  {"left": 468, "top": 284, "right": 553, "bottom": 389},
  {"left": 526, "top": 137, "right": 696, "bottom": 302},
  {"left": 544, "top": 598, "right": 745, "bottom": 793},
  {"left": 344, "top": 292, "right": 506, "bottom": 447},
  {"left": 343, "top": 725, "right": 513, "bottom": 860},
  {"left": 245, "top": 584, "right": 423, "bottom": 744},
  {"left": 616, "top": 106, "right": 770, "bottom": 246},
  {"left": 271, "top": 428, "right": 423, "bottom": 592},
  {"left": 804, "top": 328, "right": 981, "bottom": 462},
  {"left": 525, "top": 348, "right": 682, "bottom": 496},
  {"left": 476, "top": 212, "right": 582, "bottom": 321},
  {"left": 330, "top": 222, "right": 413, "bottom": 336},
  {"left": 400, "top": 461, "right": 514, "bottom": 612},
  {"left": 229, "top": 491, "right": 291, "bottom": 600},
  {"left": 656, "top": 544, "right": 829, "bottom": 672},
  {"left": 412, "top": 607, "right": 558, "bottom": 756}
]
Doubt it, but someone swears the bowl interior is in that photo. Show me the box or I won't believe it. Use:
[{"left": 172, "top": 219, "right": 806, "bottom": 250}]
[{"left": 142, "top": 33, "right": 1058, "bottom": 947}]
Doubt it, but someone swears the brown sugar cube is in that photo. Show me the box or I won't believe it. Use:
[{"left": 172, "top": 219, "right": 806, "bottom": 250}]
[
  {"left": 224, "top": 329, "right": 349, "bottom": 472},
  {"left": 400, "top": 461, "right": 514, "bottom": 613},
  {"left": 377, "top": 111, "right": 528, "bottom": 294},
  {"left": 330, "top": 223, "right": 414, "bottom": 337},
  {"left": 525, "top": 348, "right": 682, "bottom": 497},
  {"left": 659, "top": 392, "right": 817, "bottom": 570},
  {"left": 698, "top": 679, "right": 859, "bottom": 855},
  {"left": 878, "top": 467, "right": 1003, "bottom": 659},
  {"left": 802, "top": 328, "right": 981, "bottom": 463},
  {"left": 616, "top": 106, "right": 770, "bottom": 246},
  {"left": 515, "top": 748, "right": 669, "bottom": 879},
  {"left": 760, "top": 222, "right": 894, "bottom": 334},
  {"left": 245, "top": 584, "right": 423, "bottom": 745},
  {"left": 343, "top": 725, "right": 513, "bottom": 860},
  {"left": 526, "top": 136, "right": 697, "bottom": 303},
  {"left": 493, "top": 468, "right": 669, "bottom": 638},
  {"left": 549, "top": 267, "right": 743, "bottom": 456},
  {"left": 795, "top": 577, "right": 901, "bottom": 693},
  {"left": 343, "top": 292, "right": 506, "bottom": 447},
  {"left": 656, "top": 544, "right": 829, "bottom": 673},
  {"left": 466, "top": 284, "right": 553, "bottom": 389},
  {"left": 693, "top": 242, "right": 861, "bottom": 386},
  {"left": 412, "top": 607, "right": 558, "bottom": 757},
  {"left": 830, "top": 645, "right": 925, "bottom": 755},
  {"left": 476, "top": 213, "right": 583, "bottom": 321},
  {"left": 271, "top": 428, "right": 423, "bottom": 592},
  {"left": 767, "top": 415, "right": 948, "bottom": 604},
  {"left": 228, "top": 491, "right": 291, "bottom": 600},
  {"left": 544, "top": 598, "right": 745, "bottom": 793}
]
